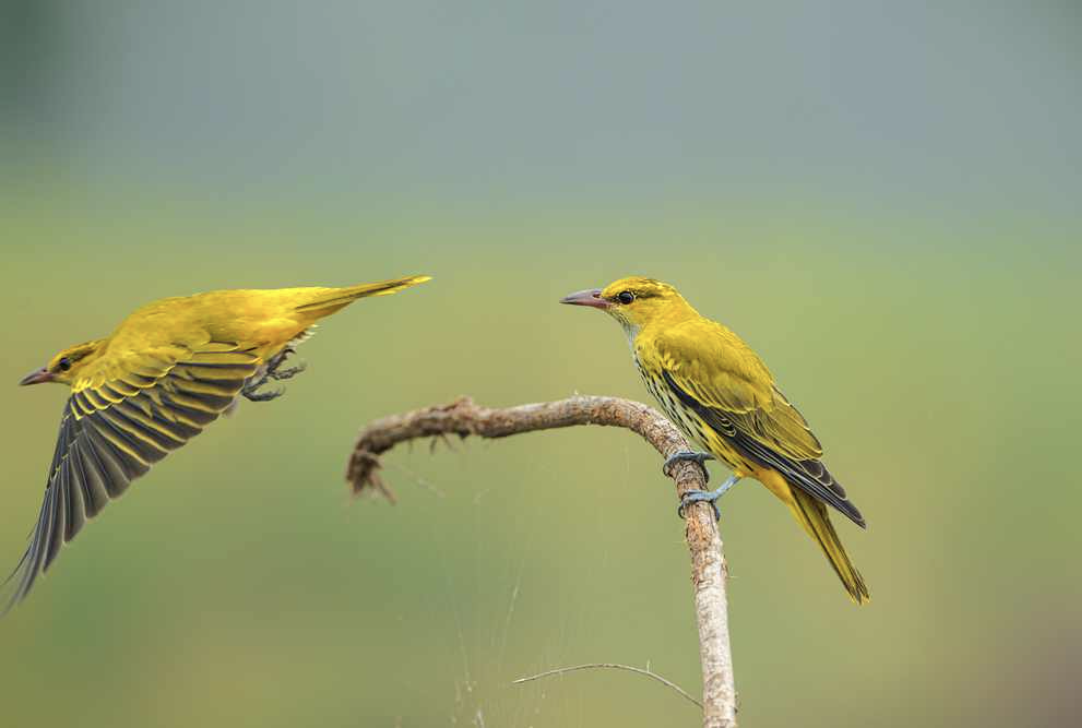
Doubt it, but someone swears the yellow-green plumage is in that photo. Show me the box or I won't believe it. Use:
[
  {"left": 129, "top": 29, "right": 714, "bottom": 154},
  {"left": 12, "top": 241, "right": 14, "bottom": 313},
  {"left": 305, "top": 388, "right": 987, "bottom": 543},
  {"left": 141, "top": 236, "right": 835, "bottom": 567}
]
[
  {"left": 564, "top": 276, "right": 869, "bottom": 604},
  {"left": 6, "top": 274, "right": 430, "bottom": 611}
]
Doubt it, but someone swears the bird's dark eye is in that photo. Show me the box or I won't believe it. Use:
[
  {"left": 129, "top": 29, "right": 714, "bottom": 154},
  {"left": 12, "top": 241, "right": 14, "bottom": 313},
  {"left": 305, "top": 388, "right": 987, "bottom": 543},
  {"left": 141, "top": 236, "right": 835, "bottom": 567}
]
[
  {"left": 58, "top": 357, "right": 72, "bottom": 372},
  {"left": 617, "top": 291, "right": 635, "bottom": 305}
]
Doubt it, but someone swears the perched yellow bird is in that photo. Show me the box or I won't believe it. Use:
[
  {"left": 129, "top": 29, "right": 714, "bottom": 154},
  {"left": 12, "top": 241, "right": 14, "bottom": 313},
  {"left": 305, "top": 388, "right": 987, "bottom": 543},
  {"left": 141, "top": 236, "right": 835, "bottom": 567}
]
[
  {"left": 7, "top": 274, "right": 430, "bottom": 611},
  {"left": 561, "top": 277, "right": 869, "bottom": 603}
]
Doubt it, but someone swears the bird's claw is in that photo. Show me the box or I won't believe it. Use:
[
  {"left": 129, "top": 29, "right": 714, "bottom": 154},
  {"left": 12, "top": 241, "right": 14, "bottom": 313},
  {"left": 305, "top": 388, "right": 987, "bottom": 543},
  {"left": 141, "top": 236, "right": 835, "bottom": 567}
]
[
  {"left": 242, "top": 387, "right": 285, "bottom": 403},
  {"left": 677, "top": 490, "right": 722, "bottom": 521},
  {"left": 676, "top": 474, "right": 740, "bottom": 521},
  {"left": 241, "top": 347, "right": 306, "bottom": 402},
  {"left": 663, "top": 450, "right": 715, "bottom": 482},
  {"left": 266, "top": 346, "right": 303, "bottom": 375},
  {"left": 269, "top": 361, "right": 306, "bottom": 381}
]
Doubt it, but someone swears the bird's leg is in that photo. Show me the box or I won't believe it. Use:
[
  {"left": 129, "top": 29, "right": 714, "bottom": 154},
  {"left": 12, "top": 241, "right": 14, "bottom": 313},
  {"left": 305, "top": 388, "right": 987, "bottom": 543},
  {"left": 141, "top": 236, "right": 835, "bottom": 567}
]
[
  {"left": 677, "top": 474, "right": 740, "bottom": 521},
  {"left": 266, "top": 346, "right": 307, "bottom": 381},
  {"left": 663, "top": 450, "right": 716, "bottom": 482},
  {"left": 241, "top": 347, "right": 305, "bottom": 402},
  {"left": 269, "top": 362, "right": 306, "bottom": 381},
  {"left": 241, "top": 387, "right": 285, "bottom": 403},
  {"left": 241, "top": 368, "right": 278, "bottom": 402}
]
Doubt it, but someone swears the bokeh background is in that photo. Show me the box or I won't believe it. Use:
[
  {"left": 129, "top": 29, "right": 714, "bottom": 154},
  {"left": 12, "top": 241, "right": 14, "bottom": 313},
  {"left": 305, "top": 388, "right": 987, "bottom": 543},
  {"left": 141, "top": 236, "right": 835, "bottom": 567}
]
[{"left": 2, "top": 2, "right": 1079, "bottom": 726}]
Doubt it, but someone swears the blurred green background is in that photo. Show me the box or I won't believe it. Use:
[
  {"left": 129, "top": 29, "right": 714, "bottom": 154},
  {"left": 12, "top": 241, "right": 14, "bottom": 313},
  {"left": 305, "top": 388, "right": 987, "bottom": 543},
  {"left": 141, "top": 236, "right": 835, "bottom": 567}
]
[{"left": 2, "top": 2, "right": 1080, "bottom": 726}]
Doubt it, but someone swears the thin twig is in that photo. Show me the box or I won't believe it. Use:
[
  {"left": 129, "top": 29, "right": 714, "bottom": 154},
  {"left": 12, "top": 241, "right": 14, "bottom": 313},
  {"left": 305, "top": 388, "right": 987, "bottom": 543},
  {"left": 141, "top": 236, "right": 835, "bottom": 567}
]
[
  {"left": 513, "top": 663, "right": 703, "bottom": 709},
  {"left": 347, "top": 395, "right": 738, "bottom": 728}
]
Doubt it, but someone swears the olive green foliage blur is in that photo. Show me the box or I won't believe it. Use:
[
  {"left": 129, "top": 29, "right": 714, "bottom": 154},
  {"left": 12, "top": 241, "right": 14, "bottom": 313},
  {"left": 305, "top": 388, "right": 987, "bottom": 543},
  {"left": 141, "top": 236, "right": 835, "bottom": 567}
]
[{"left": 3, "top": 190, "right": 1079, "bottom": 727}]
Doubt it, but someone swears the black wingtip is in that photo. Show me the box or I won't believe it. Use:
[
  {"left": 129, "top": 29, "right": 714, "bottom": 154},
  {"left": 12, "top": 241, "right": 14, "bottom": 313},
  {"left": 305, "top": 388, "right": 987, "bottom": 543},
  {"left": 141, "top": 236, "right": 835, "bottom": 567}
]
[{"left": 843, "top": 501, "right": 867, "bottom": 529}]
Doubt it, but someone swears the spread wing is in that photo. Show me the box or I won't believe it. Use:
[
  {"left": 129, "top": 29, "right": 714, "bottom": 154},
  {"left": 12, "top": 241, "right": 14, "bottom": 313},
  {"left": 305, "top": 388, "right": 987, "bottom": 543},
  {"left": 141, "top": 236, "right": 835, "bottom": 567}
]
[
  {"left": 650, "top": 323, "right": 865, "bottom": 527},
  {"left": 3, "top": 342, "right": 260, "bottom": 611}
]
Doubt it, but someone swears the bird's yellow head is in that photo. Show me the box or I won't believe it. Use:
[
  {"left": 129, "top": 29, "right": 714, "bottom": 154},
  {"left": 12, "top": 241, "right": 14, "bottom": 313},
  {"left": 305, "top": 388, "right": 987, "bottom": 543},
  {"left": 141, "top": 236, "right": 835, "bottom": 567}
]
[
  {"left": 560, "top": 276, "right": 695, "bottom": 333},
  {"left": 20, "top": 340, "right": 104, "bottom": 387}
]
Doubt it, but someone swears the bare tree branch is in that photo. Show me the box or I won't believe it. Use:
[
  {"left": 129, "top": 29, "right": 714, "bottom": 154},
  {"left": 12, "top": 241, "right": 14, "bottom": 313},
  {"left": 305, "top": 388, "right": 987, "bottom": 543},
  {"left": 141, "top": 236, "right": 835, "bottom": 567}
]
[
  {"left": 347, "top": 395, "right": 738, "bottom": 728},
  {"left": 513, "top": 662, "right": 703, "bottom": 710}
]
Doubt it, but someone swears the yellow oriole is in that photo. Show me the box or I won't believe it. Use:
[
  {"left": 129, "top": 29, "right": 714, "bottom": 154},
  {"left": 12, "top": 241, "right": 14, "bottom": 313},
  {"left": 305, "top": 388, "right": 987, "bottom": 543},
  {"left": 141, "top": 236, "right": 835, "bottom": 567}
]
[
  {"left": 562, "top": 276, "right": 869, "bottom": 603},
  {"left": 7, "top": 275, "right": 430, "bottom": 610}
]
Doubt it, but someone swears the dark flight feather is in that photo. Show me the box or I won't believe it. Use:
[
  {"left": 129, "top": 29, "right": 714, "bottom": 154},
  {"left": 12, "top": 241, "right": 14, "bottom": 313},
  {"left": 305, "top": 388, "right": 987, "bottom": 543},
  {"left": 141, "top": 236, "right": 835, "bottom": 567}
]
[
  {"left": 662, "top": 370, "right": 866, "bottom": 528},
  {"left": 2, "top": 343, "right": 259, "bottom": 613}
]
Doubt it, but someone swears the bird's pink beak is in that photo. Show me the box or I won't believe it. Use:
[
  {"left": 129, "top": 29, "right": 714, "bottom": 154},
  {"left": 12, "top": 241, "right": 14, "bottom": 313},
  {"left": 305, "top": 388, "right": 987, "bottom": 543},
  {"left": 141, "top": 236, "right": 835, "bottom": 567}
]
[
  {"left": 19, "top": 368, "right": 54, "bottom": 386},
  {"left": 560, "top": 288, "right": 610, "bottom": 310}
]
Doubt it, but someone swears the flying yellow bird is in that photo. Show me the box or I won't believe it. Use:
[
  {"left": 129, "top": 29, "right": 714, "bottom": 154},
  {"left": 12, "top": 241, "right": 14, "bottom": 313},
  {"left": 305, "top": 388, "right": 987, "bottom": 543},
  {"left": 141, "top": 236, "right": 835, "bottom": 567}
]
[
  {"left": 6, "top": 274, "right": 430, "bottom": 611},
  {"left": 561, "top": 277, "right": 869, "bottom": 603}
]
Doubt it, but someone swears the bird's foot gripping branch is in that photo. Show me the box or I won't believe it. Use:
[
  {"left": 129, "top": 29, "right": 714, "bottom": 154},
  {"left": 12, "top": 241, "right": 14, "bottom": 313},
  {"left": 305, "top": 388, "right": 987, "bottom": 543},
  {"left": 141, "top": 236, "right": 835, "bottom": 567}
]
[{"left": 347, "top": 395, "right": 739, "bottom": 728}]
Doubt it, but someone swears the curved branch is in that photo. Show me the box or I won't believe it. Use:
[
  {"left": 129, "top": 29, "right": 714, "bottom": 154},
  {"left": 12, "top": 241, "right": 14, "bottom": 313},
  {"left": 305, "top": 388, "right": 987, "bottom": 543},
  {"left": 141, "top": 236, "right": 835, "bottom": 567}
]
[{"left": 347, "top": 395, "right": 738, "bottom": 728}]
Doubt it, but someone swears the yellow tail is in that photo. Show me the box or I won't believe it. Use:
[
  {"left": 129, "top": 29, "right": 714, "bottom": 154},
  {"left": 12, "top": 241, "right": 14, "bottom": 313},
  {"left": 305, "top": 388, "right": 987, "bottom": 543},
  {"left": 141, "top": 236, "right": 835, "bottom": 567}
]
[
  {"left": 788, "top": 488, "right": 870, "bottom": 604},
  {"left": 293, "top": 275, "right": 432, "bottom": 315}
]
